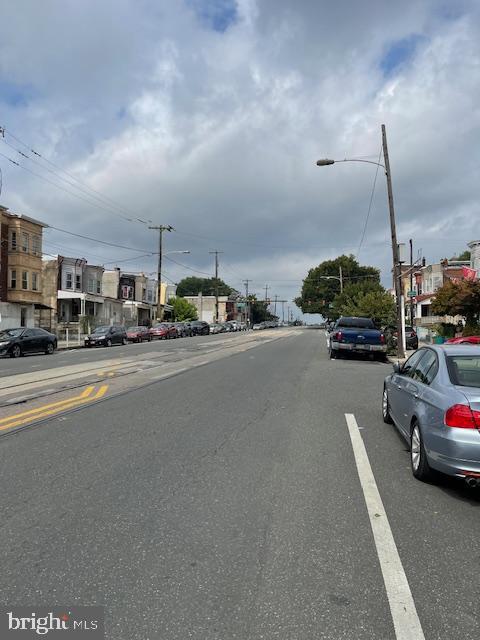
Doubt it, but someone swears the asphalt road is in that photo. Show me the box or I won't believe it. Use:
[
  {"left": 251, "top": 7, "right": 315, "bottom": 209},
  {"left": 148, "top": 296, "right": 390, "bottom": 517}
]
[
  {"left": 0, "top": 331, "right": 239, "bottom": 378},
  {"left": 1, "top": 329, "right": 478, "bottom": 639}
]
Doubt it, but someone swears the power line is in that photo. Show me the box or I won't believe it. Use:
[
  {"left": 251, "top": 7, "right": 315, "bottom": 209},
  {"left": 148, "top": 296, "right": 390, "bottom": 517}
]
[
  {"left": 2, "top": 127, "right": 151, "bottom": 225},
  {"left": 48, "top": 225, "right": 152, "bottom": 252},
  {"left": 163, "top": 255, "right": 213, "bottom": 276},
  {"left": 357, "top": 146, "right": 383, "bottom": 259}
]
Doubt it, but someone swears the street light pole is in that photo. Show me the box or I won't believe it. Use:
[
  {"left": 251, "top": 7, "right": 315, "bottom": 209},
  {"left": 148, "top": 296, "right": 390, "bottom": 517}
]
[
  {"left": 148, "top": 224, "right": 173, "bottom": 322},
  {"left": 316, "top": 124, "right": 405, "bottom": 358}
]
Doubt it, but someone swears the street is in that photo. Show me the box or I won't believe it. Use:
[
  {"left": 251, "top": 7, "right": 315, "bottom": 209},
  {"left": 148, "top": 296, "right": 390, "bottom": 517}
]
[{"left": 0, "top": 328, "right": 479, "bottom": 639}]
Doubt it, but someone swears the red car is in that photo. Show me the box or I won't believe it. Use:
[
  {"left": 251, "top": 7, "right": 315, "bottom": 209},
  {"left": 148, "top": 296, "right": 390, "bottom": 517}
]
[
  {"left": 445, "top": 336, "right": 480, "bottom": 345},
  {"left": 126, "top": 326, "right": 151, "bottom": 343},
  {"left": 149, "top": 323, "right": 176, "bottom": 340}
]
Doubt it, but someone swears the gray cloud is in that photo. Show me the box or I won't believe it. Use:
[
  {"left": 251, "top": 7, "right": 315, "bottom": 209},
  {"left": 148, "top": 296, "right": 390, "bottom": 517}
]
[{"left": 1, "top": 0, "right": 479, "bottom": 318}]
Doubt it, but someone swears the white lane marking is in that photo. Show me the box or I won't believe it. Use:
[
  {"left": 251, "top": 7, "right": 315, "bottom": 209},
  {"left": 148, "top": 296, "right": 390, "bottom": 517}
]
[
  {"left": 344, "top": 413, "right": 425, "bottom": 640},
  {"left": 151, "top": 368, "right": 187, "bottom": 380}
]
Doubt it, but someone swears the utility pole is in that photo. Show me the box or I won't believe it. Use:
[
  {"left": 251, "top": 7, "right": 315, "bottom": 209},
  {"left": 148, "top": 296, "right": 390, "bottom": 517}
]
[
  {"left": 148, "top": 224, "right": 173, "bottom": 322},
  {"left": 209, "top": 250, "right": 223, "bottom": 323},
  {"left": 243, "top": 279, "right": 251, "bottom": 326},
  {"left": 339, "top": 265, "right": 343, "bottom": 293},
  {"left": 409, "top": 239, "right": 414, "bottom": 328},
  {"left": 282, "top": 300, "right": 285, "bottom": 324},
  {"left": 382, "top": 124, "right": 405, "bottom": 358},
  {"left": 264, "top": 284, "right": 269, "bottom": 303},
  {"left": 273, "top": 294, "right": 278, "bottom": 317}
]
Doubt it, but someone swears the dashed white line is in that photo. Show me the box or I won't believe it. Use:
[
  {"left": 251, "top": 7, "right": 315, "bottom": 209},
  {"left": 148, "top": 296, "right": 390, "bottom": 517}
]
[{"left": 344, "top": 413, "right": 425, "bottom": 640}]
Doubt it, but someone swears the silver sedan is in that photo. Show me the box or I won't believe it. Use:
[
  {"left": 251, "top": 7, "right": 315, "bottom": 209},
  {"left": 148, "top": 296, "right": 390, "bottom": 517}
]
[{"left": 383, "top": 345, "right": 480, "bottom": 486}]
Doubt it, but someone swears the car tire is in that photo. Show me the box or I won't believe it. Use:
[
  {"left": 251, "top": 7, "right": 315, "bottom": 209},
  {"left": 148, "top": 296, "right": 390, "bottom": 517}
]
[
  {"left": 382, "top": 387, "right": 393, "bottom": 424},
  {"left": 106, "top": 339, "right": 112, "bottom": 347},
  {"left": 122, "top": 337, "right": 128, "bottom": 345},
  {"left": 410, "top": 422, "right": 433, "bottom": 481},
  {"left": 329, "top": 348, "right": 336, "bottom": 359},
  {"left": 10, "top": 344, "right": 22, "bottom": 358},
  {"left": 45, "top": 342, "right": 55, "bottom": 355}
]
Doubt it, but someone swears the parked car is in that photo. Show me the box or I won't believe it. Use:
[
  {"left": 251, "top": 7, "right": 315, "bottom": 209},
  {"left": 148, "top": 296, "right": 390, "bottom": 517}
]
[
  {"left": 126, "top": 326, "right": 152, "bottom": 343},
  {"left": 190, "top": 321, "right": 210, "bottom": 336},
  {"left": 182, "top": 322, "right": 194, "bottom": 337},
  {"left": 85, "top": 325, "right": 128, "bottom": 347},
  {"left": 210, "top": 323, "right": 225, "bottom": 334},
  {"left": 172, "top": 322, "right": 186, "bottom": 337},
  {"left": 445, "top": 336, "right": 480, "bottom": 345},
  {"left": 383, "top": 344, "right": 480, "bottom": 485},
  {"left": 161, "top": 323, "right": 179, "bottom": 338},
  {"left": 252, "top": 322, "right": 266, "bottom": 330},
  {"left": 150, "top": 323, "right": 171, "bottom": 340},
  {"left": 384, "top": 324, "right": 418, "bottom": 350},
  {"left": 0, "top": 327, "right": 57, "bottom": 358},
  {"left": 329, "top": 317, "right": 387, "bottom": 360}
]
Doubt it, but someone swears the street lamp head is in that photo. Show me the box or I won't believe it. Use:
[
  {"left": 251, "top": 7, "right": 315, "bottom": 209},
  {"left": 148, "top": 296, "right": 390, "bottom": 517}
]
[{"left": 316, "top": 159, "right": 335, "bottom": 166}]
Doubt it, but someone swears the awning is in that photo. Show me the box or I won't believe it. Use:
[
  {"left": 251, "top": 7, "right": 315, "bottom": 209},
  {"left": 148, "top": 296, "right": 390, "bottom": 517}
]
[{"left": 34, "top": 303, "right": 54, "bottom": 310}]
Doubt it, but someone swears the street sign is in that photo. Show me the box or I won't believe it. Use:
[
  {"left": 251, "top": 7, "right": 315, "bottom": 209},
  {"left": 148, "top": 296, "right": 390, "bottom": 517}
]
[{"left": 407, "top": 290, "right": 416, "bottom": 298}]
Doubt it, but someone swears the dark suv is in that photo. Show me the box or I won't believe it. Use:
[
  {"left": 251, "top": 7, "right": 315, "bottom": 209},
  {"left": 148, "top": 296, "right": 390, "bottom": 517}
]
[
  {"left": 85, "top": 325, "right": 128, "bottom": 347},
  {"left": 190, "top": 321, "right": 210, "bottom": 336}
]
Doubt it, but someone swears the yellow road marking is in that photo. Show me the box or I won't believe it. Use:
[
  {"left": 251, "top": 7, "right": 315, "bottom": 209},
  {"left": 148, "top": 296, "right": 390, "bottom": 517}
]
[
  {"left": 0, "top": 387, "right": 95, "bottom": 425},
  {"left": 0, "top": 385, "right": 108, "bottom": 431}
]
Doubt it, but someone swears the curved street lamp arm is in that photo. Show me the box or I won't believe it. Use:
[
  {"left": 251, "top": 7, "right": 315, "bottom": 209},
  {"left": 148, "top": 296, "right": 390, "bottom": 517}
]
[{"left": 335, "top": 158, "right": 386, "bottom": 169}]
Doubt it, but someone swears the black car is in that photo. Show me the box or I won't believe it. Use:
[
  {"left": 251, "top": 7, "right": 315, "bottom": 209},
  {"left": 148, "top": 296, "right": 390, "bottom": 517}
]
[
  {"left": 84, "top": 325, "right": 128, "bottom": 347},
  {"left": 190, "top": 320, "right": 210, "bottom": 336},
  {"left": 383, "top": 325, "right": 419, "bottom": 350},
  {"left": 0, "top": 327, "right": 57, "bottom": 358}
]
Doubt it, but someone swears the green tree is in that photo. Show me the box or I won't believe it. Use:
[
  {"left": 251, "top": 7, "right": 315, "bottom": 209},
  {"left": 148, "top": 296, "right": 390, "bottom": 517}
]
[
  {"left": 450, "top": 250, "right": 471, "bottom": 261},
  {"left": 333, "top": 283, "right": 396, "bottom": 327},
  {"left": 176, "top": 276, "right": 235, "bottom": 297},
  {"left": 431, "top": 280, "right": 480, "bottom": 335},
  {"left": 248, "top": 296, "right": 277, "bottom": 324},
  {"left": 295, "top": 255, "right": 380, "bottom": 318},
  {"left": 169, "top": 296, "right": 198, "bottom": 321}
]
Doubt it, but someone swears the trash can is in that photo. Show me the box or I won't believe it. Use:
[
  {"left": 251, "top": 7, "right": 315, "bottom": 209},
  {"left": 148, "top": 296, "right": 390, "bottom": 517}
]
[{"left": 433, "top": 336, "right": 445, "bottom": 344}]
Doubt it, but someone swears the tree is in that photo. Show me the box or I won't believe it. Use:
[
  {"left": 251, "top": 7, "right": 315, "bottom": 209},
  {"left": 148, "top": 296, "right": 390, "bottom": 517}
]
[
  {"left": 169, "top": 296, "right": 198, "bottom": 321},
  {"left": 248, "top": 295, "right": 277, "bottom": 324},
  {"left": 176, "top": 276, "right": 235, "bottom": 297},
  {"left": 431, "top": 279, "right": 480, "bottom": 335},
  {"left": 450, "top": 250, "right": 471, "bottom": 261},
  {"left": 332, "top": 283, "right": 396, "bottom": 327},
  {"left": 295, "top": 255, "right": 380, "bottom": 318}
]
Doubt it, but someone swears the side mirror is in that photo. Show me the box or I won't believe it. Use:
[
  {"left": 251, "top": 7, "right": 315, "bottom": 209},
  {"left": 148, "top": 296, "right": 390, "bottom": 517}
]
[{"left": 392, "top": 362, "right": 402, "bottom": 374}]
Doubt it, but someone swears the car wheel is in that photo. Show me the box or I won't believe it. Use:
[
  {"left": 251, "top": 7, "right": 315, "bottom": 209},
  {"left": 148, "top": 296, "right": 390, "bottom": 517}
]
[
  {"left": 45, "top": 342, "right": 55, "bottom": 355},
  {"left": 410, "top": 422, "right": 432, "bottom": 481},
  {"left": 382, "top": 387, "right": 393, "bottom": 424},
  {"left": 329, "top": 348, "right": 336, "bottom": 359},
  {"left": 122, "top": 337, "right": 128, "bottom": 345},
  {"left": 10, "top": 344, "right": 22, "bottom": 358},
  {"left": 106, "top": 339, "right": 112, "bottom": 347}
]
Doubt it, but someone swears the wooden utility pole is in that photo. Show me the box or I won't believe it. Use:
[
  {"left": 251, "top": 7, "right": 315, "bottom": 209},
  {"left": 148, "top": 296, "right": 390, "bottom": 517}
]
[
  {"left": 339, "top": 265, "right": 343, "bottom": 293},
  {"left": 209, "top": 250, "right": 223, "bottom": 323},
  {"left": 382, "top": 124, "right": 405, "bottom": 358},
  {"left": 148, "top": 224, "right": 173, "bottom": 322},
  {"left": 264, "top": 284, "right": 269, "bottom": 303},
  {"left": 243, "top": 279, "right": 251, "bottom": 326}
]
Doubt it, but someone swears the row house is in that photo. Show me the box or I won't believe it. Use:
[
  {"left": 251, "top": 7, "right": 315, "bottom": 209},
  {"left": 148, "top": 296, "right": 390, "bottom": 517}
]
[
  {"left": 0, "top": 204, "right": 49, "bottom": 330},
  {"left": 102, "top": 269, "right": 158, "bottom": 326}
]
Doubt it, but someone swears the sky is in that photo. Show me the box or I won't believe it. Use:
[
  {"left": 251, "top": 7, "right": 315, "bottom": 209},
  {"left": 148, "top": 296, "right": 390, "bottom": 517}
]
[{"left": 1, "top": 0, "right": 479, "bottom": 322}]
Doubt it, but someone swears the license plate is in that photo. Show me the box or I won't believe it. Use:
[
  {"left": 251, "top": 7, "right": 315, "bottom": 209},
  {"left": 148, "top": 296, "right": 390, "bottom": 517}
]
[{"left": 355, "top": 344, "right": 370, "bottom": 350}]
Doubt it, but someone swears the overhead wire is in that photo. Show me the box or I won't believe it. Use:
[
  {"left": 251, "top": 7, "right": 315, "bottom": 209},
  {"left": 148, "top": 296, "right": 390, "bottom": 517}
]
[
  {"left": 1, "top": 127, "right": 152, "bottom": 224},
  {"left": 356, "top": 146, "right": 383, "bottom": 259}
]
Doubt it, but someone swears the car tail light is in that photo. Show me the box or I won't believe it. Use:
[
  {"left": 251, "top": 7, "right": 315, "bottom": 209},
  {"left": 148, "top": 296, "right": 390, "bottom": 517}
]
[
  {"left": 445, "top": 404, "right": 480, "bottom": 429},
  {"left": 334, "top": 331, "right": 343, "bottom": 342},
  {"left": 380, "top": 334, "right": 385, "bottom": 344},
  {"left": 411, "top": 329, "right": 416, "bottom": 336}
]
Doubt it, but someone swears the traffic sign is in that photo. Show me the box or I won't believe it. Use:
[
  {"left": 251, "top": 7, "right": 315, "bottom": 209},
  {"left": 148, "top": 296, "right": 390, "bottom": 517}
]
[{"left": 407, "top": 290, "right": 416, "bottom": 297}]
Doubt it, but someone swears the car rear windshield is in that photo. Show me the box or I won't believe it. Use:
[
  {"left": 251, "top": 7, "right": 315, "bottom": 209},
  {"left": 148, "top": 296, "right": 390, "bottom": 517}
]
[
  {"left": 92, "top": 327, "right": 109, "bottom": 334},
  {"left": 336, "top": 318, "right": 375, "bottom": 329},
  {"left": 446, "top": 355, "right": 480, "bottom": 388}
]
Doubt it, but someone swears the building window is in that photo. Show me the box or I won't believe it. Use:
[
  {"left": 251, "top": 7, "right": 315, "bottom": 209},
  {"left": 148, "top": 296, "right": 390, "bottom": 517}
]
[
  {"left": 75, "top": 274, "right": 81, "bottom": 290},
  {"left": 65, "top": 271, "right": 73, "bottom": 289},
  {"left": 10, "top": 231, "right": 17, "bottom": 251},
  {"left": 10, "top": 270, "right": 17, "bottom": 289},
  {"left": 147, "top": 289, "right": 153, "bottom": 302},
  {"left": 32, "top": 272, "right": 39, "bottom": 291},
  {"left": 22, "top": 232, "right": 29, "bottom": 253},
  {"left": 32, "top": 235, "right": 42, "bottom": 256},
  {"left": 96, "top": 280, "right": 101, "bottom": 294},
  {"left": 87, "top": 278, "right": 94, "bottom": 293},
  {"left": 121, "top": 285, "right": 134, "bottom": 299},
  {"left": 22, "top": 271, "right": 28, "bottom": 290},
  {"left": 20, "top": 307, "right": 27, "bottom": 327}
]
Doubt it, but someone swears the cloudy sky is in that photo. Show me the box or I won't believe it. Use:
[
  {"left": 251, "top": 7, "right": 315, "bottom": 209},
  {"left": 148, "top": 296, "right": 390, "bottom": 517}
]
[{"left": 1, "top": 0, "right": 479, "bottom": 320}]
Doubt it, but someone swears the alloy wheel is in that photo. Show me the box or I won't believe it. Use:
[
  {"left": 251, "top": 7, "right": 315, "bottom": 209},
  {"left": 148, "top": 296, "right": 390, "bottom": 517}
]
[{"left": 411, "top": 425, "right": 421, "bottom": 472}]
